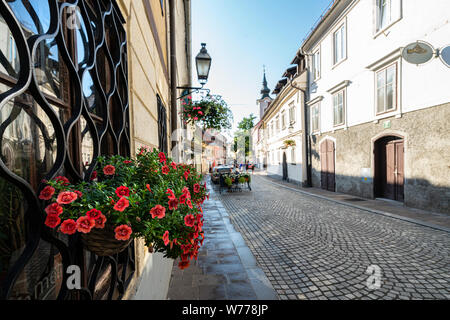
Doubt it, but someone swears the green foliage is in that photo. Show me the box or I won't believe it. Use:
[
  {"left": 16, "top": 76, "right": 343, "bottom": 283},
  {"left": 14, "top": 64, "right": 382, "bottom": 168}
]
[
  {"left": 237, "top": 113, "right": 257, "bottom": 131},
  {"left": 182, "top": 95, "right": 233, "bottom": 131},
  {"left": 43, "top": 148, "right": 209, "bottom": 265}
]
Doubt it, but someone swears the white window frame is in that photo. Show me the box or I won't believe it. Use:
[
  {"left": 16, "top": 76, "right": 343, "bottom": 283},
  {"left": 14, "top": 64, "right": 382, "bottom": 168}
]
[
  {"left": 310, "top": 103, "right": 320, "bottom": 134},
  {"left": 281, "top": 110, "right": 286, "bottom": 130},
  {"left": 374, "top": 0, "right": 402, "bottom": 36},
  {"left": 333, "top": 23, "right": 347, "bottom": 65},
  {"left": 291, "top": 147, "right": 296, "bottom": 165},
  {"left": 332, "top": 89, "right": 346, "bottom": 127},
  {"left": 375, "top": 62, "right": 397, "bottom": 115},
  {"left": 289, "top": 103, "right": 296, "bottom": 125},
  {"left": 311, "top": 48, "right": 321, "bottom": 81}
]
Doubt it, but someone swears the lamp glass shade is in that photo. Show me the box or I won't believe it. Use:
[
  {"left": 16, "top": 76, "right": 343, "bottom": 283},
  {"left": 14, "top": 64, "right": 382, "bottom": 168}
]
[{"left": 196, "top": 43, "right": 211, "bottom": 84}]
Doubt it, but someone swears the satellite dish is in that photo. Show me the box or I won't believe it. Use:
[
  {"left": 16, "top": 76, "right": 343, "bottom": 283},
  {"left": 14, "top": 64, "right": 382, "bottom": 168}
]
[
  {"left": 439, "top": 45, "right": 450, "bottom": 68},
  {"left": 402, "top": 41, "right": 434, "bottom": 65}
]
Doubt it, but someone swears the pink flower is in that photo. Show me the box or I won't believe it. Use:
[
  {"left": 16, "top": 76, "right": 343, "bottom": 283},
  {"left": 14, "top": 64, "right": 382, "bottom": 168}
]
[
  {"left": 60, "top": 219, "right": 77, "bottom": 235},
  {"left": 158, "top": 152, "right": 166, "bottom": 163},
  {"left": 150, "top": 205, "right": 166, "bottom": 219},
  {"left": 39, "top": 186, "right": 55, "bottom": 200},
  {"left": 113, "top": 197, "right": 130, "bottom": 212},
  {"left": 94, "top": 214, "right": 107, "bottom": 229},
  {"left": 86, "top": 208, "right": 102, "bottom": 220},
  {"left": 193, "top": 183, "right": 201, "bottom": 193},
  {"left": 161, "top": 165, "right": 170, "bottom": 175},
  {"left": 168, "top": 198, "right": 179, "bottom": 210},
  {"left": 45, "top": 214, "right": 61, "bottom": 229},
  {"left": 103, "top": 165, "right": 116, "bottom": 176},
  {"left": 45, "top": 203, "right": 63, "bottom": 216},
  {"left": 76, "top": 216, "right": 95, "bottom": 233},
  {"left": 115, "top": 225, "right": 132, "bottom": 241},
  {"left": 184, "top": 214, "right": 195, "bottom": 227},
  {"left": 115, "top": 186, "right": 130, "bottom": 198},
  {"left": 163, "top": 231, "right": 170, "bottom": 246},
  {"left": 56, "top": 191, "right": 78, "bottom": 205}
]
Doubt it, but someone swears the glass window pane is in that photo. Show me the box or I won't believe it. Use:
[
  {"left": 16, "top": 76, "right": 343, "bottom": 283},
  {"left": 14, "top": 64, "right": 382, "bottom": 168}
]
[
  {"left": 377, "top": 87, "right": 385, "bottom": 113},
  {"left": 7, "top": 0, "right": 51, "bottom": 37},
  {"left": 0, "top": 15, "right": 20, "bottom": 78},
  {"left": 377, "top": 70, "right": 385, "bottom": 89},
  {"left": 386, "top": 83, "right": 394, "bottom": 110},
  {"left": 386, "top": 64, "right": 396, "bottom": 84}
]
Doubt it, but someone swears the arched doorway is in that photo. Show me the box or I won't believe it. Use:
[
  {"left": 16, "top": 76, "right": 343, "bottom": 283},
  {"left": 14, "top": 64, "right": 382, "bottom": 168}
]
[
  {"left": 374, "top": 136, "right": 404, "bottom": 202},
  {"left": 282, "top": 152, "right": 288, "bottom": 180},
  {"left": 320, "top": 139, "right": 335, "bottom": 192}
]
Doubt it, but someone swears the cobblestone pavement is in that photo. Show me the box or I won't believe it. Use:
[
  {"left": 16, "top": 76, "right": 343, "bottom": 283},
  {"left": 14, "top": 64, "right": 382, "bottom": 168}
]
[
  {"left": 167, "top": 181, "right": 278, "bottom": 300},
  {"left": 216, "top": 175, "right": 450, "bottom": 300}
]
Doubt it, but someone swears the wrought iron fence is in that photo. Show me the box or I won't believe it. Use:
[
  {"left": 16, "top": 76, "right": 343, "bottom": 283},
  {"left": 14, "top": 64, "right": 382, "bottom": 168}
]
[{"left": 0, "top": 0, "right": 134, "bottom": 300}]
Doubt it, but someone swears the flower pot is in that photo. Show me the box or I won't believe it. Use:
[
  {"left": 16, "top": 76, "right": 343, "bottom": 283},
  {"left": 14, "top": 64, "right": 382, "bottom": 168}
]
[{"left": 81, "top": 224, "right": 132, "bottom": 257}]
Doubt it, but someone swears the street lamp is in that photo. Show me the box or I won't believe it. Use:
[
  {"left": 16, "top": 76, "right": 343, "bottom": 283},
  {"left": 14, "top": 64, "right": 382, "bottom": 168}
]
[
  {"left": 177, "top": 43, "right": 212, "bottom": 99},
  {"left": 196, "top": 43, "right": 212, "bottom": 85}
]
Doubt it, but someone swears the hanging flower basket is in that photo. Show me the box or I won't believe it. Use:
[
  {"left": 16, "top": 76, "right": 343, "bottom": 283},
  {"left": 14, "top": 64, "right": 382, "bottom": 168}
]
[
  {"left": 181, "top": 97, "right": 209, "bottom": 125},
  {"left": 81, "top": 223, "right": 132, "bottom": 257},
  {"left": 40, "top": 148, "right": 210, "bottom": 270},
  {"left": 283, "top": 139, "right": 296, "bottom": 148}
]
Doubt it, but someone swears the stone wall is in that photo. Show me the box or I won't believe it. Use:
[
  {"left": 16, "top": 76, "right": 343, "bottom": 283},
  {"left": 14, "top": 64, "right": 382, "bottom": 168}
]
[{"left": 310, "top": 102, "right": 450, "bottom": 214}]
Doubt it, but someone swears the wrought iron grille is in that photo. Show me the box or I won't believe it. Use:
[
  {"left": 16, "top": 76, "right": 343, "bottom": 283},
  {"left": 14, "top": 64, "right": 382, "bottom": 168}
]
[{"left": 0, "top": 0, "right": 134, "bottom": 300}]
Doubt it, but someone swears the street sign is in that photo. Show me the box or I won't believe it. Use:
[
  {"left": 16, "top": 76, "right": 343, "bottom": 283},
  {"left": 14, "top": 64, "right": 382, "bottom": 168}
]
[
  {"left": 439, "top": 45, "right": 450, "bottom": 68},
  {"left": 402, "top": 41, "right": 434, "bottom": 65}
]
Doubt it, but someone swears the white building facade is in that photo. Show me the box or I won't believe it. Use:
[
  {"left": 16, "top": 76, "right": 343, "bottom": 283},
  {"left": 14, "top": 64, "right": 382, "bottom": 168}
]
[{"left": 302, "top": 0, "right": 450, "bottom": 213}]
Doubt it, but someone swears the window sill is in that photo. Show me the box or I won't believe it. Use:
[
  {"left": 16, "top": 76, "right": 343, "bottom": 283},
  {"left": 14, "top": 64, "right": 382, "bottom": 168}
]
[
  {"left": 332, "top": 57, "right": 347, "bottom": 70},
  {"left": 373, "top": 17, "right": 402, "bottom": 39}
]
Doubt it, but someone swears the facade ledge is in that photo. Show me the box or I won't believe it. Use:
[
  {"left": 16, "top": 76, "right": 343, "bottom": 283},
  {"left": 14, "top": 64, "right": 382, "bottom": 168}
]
[
  {"left": 306, "top": 95, "right": 324, "bottom": 106},
  {"left": 327, "top": 80, "right": 351, "bottom": 94}
]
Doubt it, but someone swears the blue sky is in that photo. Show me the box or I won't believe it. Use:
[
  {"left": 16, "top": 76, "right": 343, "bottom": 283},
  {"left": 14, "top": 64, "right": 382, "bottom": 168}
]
[{"left": 191, "top": 0, "right": 333, "bottom": 135}]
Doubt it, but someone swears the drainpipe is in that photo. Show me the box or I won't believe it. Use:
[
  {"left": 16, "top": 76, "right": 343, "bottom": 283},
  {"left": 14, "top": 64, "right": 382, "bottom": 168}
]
[
  {"left": 288, "top": 59, "right": 311, "bottom": 188},
  {"left": 169, "top": 0, "right": 178, "bottom": 153}
]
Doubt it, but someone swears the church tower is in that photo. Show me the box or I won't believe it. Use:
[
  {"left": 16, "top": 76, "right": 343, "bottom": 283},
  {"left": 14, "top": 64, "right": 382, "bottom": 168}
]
[{"left": 257, "top": 68, "right": 272, "bottom": 119}]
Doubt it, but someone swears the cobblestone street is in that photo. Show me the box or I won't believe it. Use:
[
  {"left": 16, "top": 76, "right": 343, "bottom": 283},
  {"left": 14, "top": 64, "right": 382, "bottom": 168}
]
[{"left": 216, "top": 174, "right": 450, "bottom": 300}]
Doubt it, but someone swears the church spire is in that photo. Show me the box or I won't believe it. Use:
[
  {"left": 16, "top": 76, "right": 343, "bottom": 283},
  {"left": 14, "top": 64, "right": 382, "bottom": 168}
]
[{"left": 260, "top": 66, "right": 270, "bottom": 99}]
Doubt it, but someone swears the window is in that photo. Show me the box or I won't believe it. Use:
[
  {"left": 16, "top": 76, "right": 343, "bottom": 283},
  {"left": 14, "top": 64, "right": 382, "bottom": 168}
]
[
  {"left": 289, "top": 104, "right": 296, "bottom": 125},
  {"left": 376, "top": 0, "right": 401, "bottom": 32},
  {"left": 333, "top": 24, "right": 346, "bottom": 64},
  {"left": 333, "top": 90, "right": 345, "bottom": 126},
  {"left": 276, "top": 117, "right": 280, "bottom": 133},
  {"left": 281, "top": 111, "right": 286, "bottom": 130},
  {"left": 376, "top": 63, "right": 397, "bottom": 114},
  {"left": 291, "top": 147, "right": 296, "bottom": 164},
  {"left": 311, "top": 104, "right": 320, "bottom": 133},
  {"left": 312, "top": 49, "right": 321, "bottom": 80}
]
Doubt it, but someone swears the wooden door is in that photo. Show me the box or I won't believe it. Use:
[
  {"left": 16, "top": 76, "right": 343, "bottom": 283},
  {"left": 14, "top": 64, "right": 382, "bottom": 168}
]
[
  {"left": 382, "top": 140, "right": 404, "bottom": 201},
  {"left": 320, "top": 140, "right": 335, "bottom": 192}
]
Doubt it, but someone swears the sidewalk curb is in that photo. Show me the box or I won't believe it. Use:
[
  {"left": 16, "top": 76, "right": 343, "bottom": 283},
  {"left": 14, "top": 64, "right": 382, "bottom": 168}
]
[{"left": 260, "top": 176, "right": 450, "bottom": 234}]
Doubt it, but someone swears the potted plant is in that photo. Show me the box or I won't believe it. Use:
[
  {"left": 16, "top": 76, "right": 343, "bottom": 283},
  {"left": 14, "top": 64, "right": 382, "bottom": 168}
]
[
  {"left": 40, "top": 148, "right": 209, "bottom": 270},
  {"left": 283, "top": 139, "right": 296, "bottom": 148}
]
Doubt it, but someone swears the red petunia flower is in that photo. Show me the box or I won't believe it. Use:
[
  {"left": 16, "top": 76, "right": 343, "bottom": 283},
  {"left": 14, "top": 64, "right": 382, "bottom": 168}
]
[
  {"left": 56, "top": 191, "right": 78, "bottom": 205},
  {"left": 115, "top": 186, "right": 130, "bottom": 198},
  {"left": 166, "top": 188, "right": 176, "bottom": 199},
  {"left": 161, "top": 165, "right": 170, "bottom": 175},
  {"left": 76, "top": 216, "right": 95, "bottom": 233},
  {"left": 45, "top": 214, "right": 61, "bottom": 228},
  {"left": 123, "top": 160, "right": 132, "bottom": 164},
  {"left": 113, "top": 197, "right": 129, "bottom": 212},
  {"left": 170, "top": 162, "right": 177, "bottom": 170},
  {"left": 178, "top": 260, "right": 190, "bottom": 270},
  {"left": 146, "top": 184, "right": 152, "bottom": 193},
  {"left": 90, "top": 170, "right": 97, "bottom": 180},
  {"left": 103, "top": 165, "right": 116, "bottom": 176},
  {"left": 163, "top": 230, "right": 170, "bottom": 246},
  {"left": 73, "top": 190, "right": 83, "bottom": 198},
  {"left": 193, "top": 183, "right": 201, "bottom": 194},
  {"left": 115, "top": 225, "right": 132, "bottom": 241},
  {"left": 94, "top": 214, "right": 107, "bottom": 229},
  {"left": 86, "top": 208, "right": 102, "bottom": 220},
  {"left": 158, "top": 152, "right": 166, "bottom": 163},
  {"left": 186, "top": 199, "right": 193, "bottom": 209},
  {"left": 183, "top": 170, "right": 190, "bottom": 181},
  {"left": 55, "top": 176, "right": 70, "bottom": 185},
  {"left": 60, "top": 219, "right": 77, "bottom": 235},
  {"left": 179, "top": 193, "right": 188, "bottom": 205},
  {"left": 168, "top": 198, "right": 179, "bottom": 210},
  {"left": 184, "top": 214, "right": 195, "bottom": 227},
  {"left": 45, "top": 203, "right": 63, "bottom": 216},
  {"left": 150, "top": 205, "right": 166, "bottom": 219},
  {"left": 39, "top": 186, "right": 55, "bottom": 200}
]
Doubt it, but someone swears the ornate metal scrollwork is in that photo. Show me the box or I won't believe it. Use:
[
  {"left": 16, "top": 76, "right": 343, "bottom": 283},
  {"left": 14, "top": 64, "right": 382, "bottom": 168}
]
[{"left": 0, "top": 0, "right": 133, "bottom": 300}]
